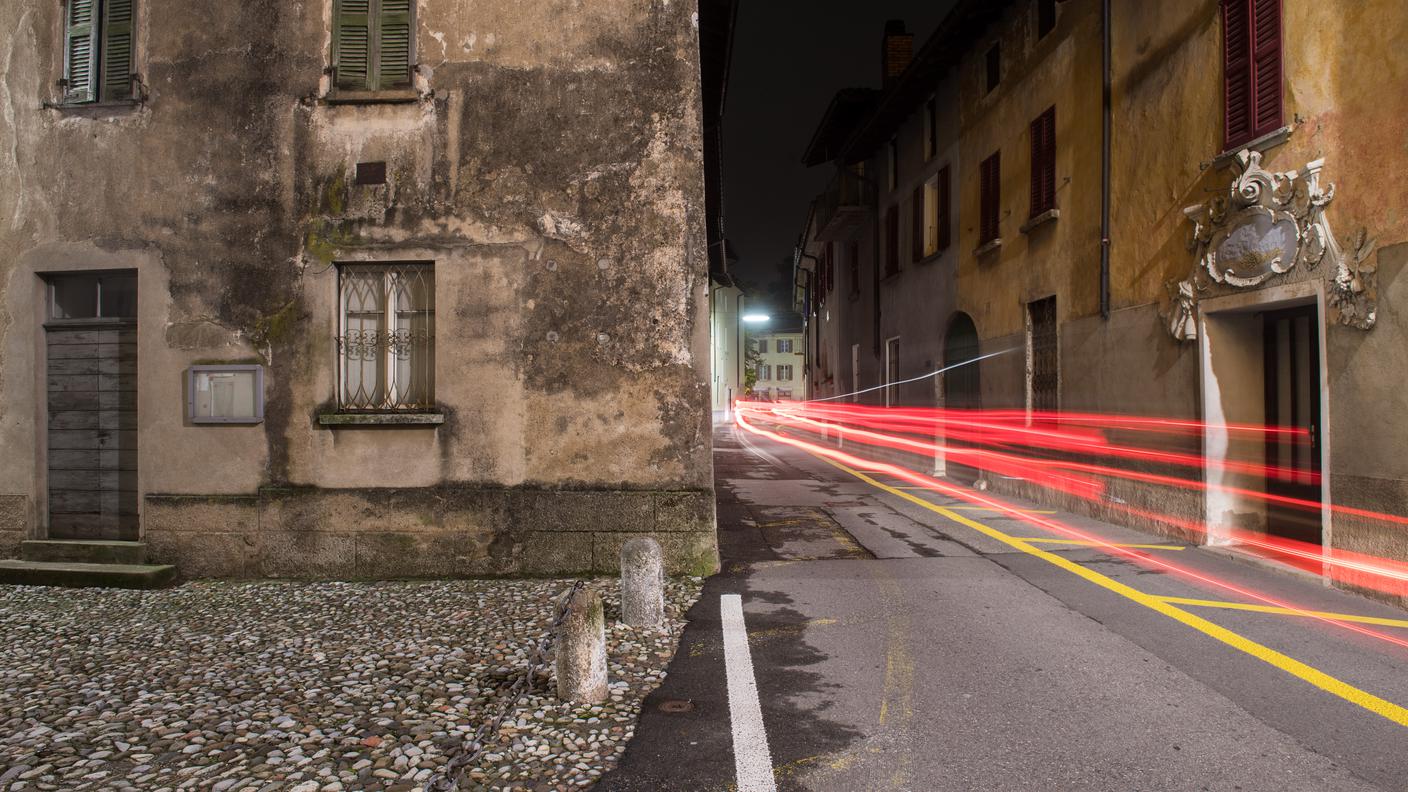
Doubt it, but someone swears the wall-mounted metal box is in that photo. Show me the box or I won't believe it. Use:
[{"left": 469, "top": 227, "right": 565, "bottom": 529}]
[{"left": 188, "top": 365, "right": 264, "bottom": 424}]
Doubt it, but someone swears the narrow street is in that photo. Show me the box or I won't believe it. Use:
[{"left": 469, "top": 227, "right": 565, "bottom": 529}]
[{"left": 599, "top": 425, "right": 1408, "bottom": 792}]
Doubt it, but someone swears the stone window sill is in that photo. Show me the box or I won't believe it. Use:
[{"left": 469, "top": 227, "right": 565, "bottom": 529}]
[
  {"left": 1213, "top": 125, "right": 1292, "bottom": 169},
  {"left": 43, "top": 99, "right": 144, "bottom": 115},
  {"left": 318, "top": 411, "right": 445, "bottom": 427},
  {"left": 1020, "top": 208, "right": 1059, "bottom": 234},
  {"left": 323, "top": 89, "right": 422, "bottom": 105},
  {"left": 975, "top": 238, "right": 1003, "bottom": 257}
]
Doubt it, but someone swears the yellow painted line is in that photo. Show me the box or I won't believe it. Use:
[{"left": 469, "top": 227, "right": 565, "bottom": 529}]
[
  {"left": 809, "top": 453, "right": 1408, "bottom": 729},
  {"left": 1156, "top": 596, "right": 1408, "bottom": 630},
  {"left": 1020, "top": 538, "right": 1185, "bottom": 551},
  {"left": 950, "top": 505, "right": 1058, "bottom": 514}
]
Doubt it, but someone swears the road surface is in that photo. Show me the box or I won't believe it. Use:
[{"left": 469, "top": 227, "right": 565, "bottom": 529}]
[{"left": 598, "top": 424, "right": 1408, "bottom": 792}]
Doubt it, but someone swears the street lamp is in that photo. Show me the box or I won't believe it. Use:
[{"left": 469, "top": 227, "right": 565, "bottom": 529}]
[{"left": 742, "top": 313, "right": 771, "bottom": 323}]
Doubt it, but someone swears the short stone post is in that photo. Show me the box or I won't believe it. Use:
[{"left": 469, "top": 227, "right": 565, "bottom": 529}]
[
  {"left": 620, "top": 537, "right": 665, "bottom": 628},
  {"left": 556, "top": 586, "right": 608, "bottom": 704}
]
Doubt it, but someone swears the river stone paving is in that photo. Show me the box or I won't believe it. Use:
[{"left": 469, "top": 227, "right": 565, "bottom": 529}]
[{"left": 0, "top": 577, "right": 703, "bottom": 792}]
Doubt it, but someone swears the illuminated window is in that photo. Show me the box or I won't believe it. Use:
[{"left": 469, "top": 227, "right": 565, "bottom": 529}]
[{"left": 337, "top": 263, "right": 435, "bottom": 411}]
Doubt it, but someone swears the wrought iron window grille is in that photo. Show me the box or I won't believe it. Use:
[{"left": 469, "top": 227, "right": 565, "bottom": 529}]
[{"left": 336, "top": 263, "right": 435, "bottom": 411}]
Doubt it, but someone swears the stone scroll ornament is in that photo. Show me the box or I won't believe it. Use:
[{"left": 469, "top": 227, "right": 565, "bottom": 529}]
[{"left": 1167, "top": 149, "right": 1377, "bottom": 340}]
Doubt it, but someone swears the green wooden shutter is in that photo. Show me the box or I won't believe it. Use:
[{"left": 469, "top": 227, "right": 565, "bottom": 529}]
[
  {"left": 377, "top": 0, "right": 412, "bottom": 90},
  {"left": 63, "top": 0, "right": 97, "bottom": 103},
  {"left": 334, "top": 0, "right": 372, "bottom": 91},
  {"left": 102, "top": 0, "right": 135, "bottom": 101}
]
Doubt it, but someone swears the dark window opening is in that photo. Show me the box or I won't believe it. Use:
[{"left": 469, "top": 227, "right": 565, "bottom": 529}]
[
  {"left": 885, "top": 205, "right": 900, "bottom": 276},
  {"left": 355, "top": 161, "right": 388, "bottom": 185},
  {"left": 48, "top": 272, "right": 138, "bottom": 321},
  {"left": 848, "top": 241, "right": 861, "bottom": 297},
  {"left": 937, "top": 165, "right": 952, "bottom": 251},
  {"left": 1037, "top": 0, "right": 1057, "bottom": 39},
  {"left": 911, "top": 186, "right": 925, "bottom": 263},
  {"left": 985, "top": 42, "right": 1001, "bottom": 93}
]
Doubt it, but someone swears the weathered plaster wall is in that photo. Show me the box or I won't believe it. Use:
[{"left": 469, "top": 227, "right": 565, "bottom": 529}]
[
  {"left": 0, "top": 0, "right": 716, "bottom": 577},
  {"left": 953, "top": 0, "right": 1104, "bottom": 350},
  {"left": 1113, "top": 0, "right": 1408, "bottom": 591}
]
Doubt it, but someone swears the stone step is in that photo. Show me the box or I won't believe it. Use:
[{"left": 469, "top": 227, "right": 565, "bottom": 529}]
[
  {"left": 20, "top": 540, "right": 147, "bottom": 565},
  {"left": 0, "top": 560, "right": 177, "bottom": 589}
]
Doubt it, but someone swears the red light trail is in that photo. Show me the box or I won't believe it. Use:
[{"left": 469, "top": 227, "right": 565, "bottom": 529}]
[{"left": 734, "top": 399, "right": 1408, "bottom": 650}]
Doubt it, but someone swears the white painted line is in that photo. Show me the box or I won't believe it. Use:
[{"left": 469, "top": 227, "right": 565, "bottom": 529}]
[{"left": 720, "top": 593, "right": 777, "bottom": 792}]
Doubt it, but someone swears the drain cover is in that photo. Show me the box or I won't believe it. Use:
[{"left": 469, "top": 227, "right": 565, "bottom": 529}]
[{"left": 657, "top": 698, "right": 695, "bottom": 713}]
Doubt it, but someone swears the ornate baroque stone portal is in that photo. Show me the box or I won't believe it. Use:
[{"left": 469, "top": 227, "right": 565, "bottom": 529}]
[{"left": 1167, "top": 149, "right": 1377, "bottom": 340}]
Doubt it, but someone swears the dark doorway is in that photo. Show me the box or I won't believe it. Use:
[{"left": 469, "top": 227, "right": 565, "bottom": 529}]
[
  {"left": 44, "top": 272, "right": 139, "bottom": 540},
  {"left": 943, "top": 312, "right": 981, "bottom": 484},
  {"left": 1262, "top": 304, "right": 1321, "bottom": 546}
]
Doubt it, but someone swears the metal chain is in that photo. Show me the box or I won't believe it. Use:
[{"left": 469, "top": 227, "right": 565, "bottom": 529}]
[{"left": 424, "top": 580, "right": 587, "bottom": 792}]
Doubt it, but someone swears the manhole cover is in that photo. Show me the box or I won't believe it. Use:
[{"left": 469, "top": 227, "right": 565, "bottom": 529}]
[{"left": 658, "top": 699, "right": 695, "bottom": 713}]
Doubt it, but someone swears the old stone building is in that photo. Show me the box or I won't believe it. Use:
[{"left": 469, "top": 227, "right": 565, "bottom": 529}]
[
  {"left": 796, "top": 0, "right": 1408, "bottom": 597},
  {"left": 0, "top": 0, "right": 729, "bottom": 580}
]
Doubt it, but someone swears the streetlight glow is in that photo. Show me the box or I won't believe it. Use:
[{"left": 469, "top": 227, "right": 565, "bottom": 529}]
[{"left": 742, "top": 314, "right": 771, "bottom": 323}]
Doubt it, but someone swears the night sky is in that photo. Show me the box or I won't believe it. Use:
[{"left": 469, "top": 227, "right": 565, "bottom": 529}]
[{"left": 722, "top": 0, "right": 955, "bottom": 319}]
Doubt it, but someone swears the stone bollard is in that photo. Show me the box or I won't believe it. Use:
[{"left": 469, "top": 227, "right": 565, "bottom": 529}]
[
  {"left": 619, "top": 537, "right": 666, "bottom": 628},
  {"left": 555, "top": 586, "right": 608, "bottom": 704}
]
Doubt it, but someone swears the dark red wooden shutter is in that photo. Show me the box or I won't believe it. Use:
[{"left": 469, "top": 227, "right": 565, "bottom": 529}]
[
  {"left": 980, "top": 153, "right": 1000, "bottom": 244},
  {"left": 1251, "top": 0, "right": 1282, "bottom": 137},
  {"left": 937, "top": 166, "right": 951, "bottom": 250},
  {"left": 1030, "top": 107, "right": 1056, "bottom": 217},
  {"left": 1223, "top": 0, "right": 1254, "bottom": 147},
  {"left": 1029, "top": 116, "right": 1043, "bottom": 217}
]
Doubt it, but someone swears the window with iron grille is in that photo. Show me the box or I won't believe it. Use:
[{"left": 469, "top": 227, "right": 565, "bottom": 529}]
[
  {"left": 332, "top": 0, "right": 414, "bottom": 94},
  {"left": 1029, "top": 106, "right": 1056, "bottom": 217},
  {"left": 61, "top": 0, "right": 136, "bottom": 104},
  {"left": 1223, "top": 0, "right": 1281, "bottom": 149},
  {"left": 337, "top": 263, "right": 435, "bottom": 411},
  {"left": 979, "top": 152, "right": 1001, "bottom": 244},
  {"left": 1027, "top": 296, "right": 1058, "bottom": 414}
]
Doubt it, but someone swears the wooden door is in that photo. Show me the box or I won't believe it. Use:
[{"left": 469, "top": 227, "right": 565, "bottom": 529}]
[
  {"left": 47, "top": 324, "right": 138, "bottom": 539},
  {"left": 1262, "top": 305, "right": 1320, "bottom": 546}
]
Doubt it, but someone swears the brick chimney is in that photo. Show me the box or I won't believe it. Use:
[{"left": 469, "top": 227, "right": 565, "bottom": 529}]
[{"left": 881, "top": 20, "right": 914, "bottom": 88}]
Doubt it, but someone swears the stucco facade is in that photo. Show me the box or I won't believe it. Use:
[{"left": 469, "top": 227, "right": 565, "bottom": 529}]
[
  {"left": 0, "top": 0, "right": 720, "bottom": 577},
  {"left": 750, "top": 330, "right": 803, "bottom": 400},
  {"left": 798, "top": 0, "right": 1408, "bottom": 601}
]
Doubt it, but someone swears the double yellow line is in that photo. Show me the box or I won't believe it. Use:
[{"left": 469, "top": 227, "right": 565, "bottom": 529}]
[{"left": 814, "top": 455, "right": 1408, "bottom": 728}]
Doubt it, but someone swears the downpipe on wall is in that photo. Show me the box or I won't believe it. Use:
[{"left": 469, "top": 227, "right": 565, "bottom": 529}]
[{"left": 1100, "top": 0, "right": 1112, "bottom": 319}]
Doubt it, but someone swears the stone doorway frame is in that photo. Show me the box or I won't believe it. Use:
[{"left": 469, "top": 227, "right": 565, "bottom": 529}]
[{"left": 1196, "top": 279, "right": 1331, "bottom": 555}]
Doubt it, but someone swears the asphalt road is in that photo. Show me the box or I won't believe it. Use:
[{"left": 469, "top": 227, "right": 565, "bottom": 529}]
[{"left": 596, "top": 424, "right": 1408, "bottom": 792}]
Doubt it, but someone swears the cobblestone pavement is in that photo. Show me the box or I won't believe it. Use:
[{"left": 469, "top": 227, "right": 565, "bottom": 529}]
[{"left": 0, "top": 578, "right": 702, "bottom": 792}]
